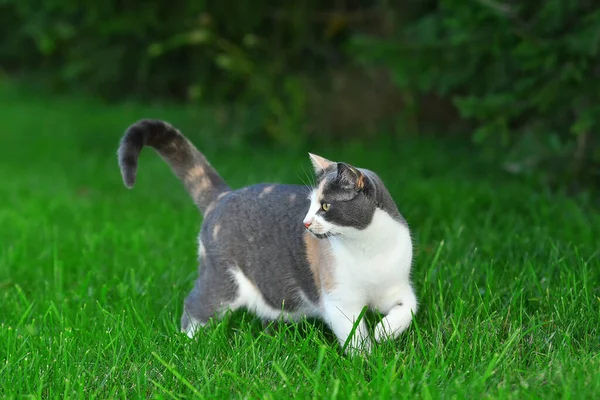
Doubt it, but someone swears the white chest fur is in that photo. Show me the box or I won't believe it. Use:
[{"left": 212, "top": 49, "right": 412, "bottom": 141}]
[
  {"left": 329, "top": 208, "right": 414, "bottom": 311},
  {"left": 318, "top": 208, "right": 417, "bottom": 354}
]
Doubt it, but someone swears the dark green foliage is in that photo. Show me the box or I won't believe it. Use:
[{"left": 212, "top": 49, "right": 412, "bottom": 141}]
[
  {"left": 2, "top": 0, "right": 249, "bottom": 99},
  {"left": 1, "top": 1, "right": 368, "bottom": 145},
  {"left": 349, "top": 0, "right": 600, "bottom": 188},
  {"left": 2, "top": 1, "right": 599, "bottom": 188}
]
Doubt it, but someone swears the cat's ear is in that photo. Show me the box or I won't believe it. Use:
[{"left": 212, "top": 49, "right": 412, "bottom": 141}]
[
  {"left": 308, "top": 153, "right": 333, "bottom": 173},
  {"left": 337, "top": 162, "right": 365, "bottom": 191}
]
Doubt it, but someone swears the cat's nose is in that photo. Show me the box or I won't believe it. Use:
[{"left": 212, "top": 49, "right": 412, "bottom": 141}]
[{"left": 303, "top": 220, "right": 312, "bottom": 229}]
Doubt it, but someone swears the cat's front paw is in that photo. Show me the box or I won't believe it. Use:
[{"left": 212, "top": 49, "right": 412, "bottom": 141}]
[
  {"left": 374, "top": 319, "right": 409, "bottom": 343},
  {"left": 374, "top": 321, "right": 396, "bottom": 343}
]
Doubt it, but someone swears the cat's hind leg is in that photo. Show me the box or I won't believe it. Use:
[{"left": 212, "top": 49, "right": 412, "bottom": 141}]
[
  {"left": 181, "top": 258, "right": 238, "bottom": 338},
  {"left": 180, "top": 280, "right": 208, "bottom": 338}
]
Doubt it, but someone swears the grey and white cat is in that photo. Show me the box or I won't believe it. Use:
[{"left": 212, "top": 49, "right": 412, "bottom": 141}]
[{"left": 117, "top": 119, "right": 417, "bottom": 354}]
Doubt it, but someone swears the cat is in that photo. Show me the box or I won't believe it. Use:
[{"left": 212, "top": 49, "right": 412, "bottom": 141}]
[{"left": 117, "top": 119, "right": 417, "bottom": 354}]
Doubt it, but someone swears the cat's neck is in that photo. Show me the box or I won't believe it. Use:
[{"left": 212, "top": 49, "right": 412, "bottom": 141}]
[{"left": 331, "top": 208, "right": 407, "bottom": 254}]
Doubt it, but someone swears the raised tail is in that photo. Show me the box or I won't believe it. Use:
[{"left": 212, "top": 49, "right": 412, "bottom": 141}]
[{"left": 117, "top": 119, "right": 230, "bottom": 213}]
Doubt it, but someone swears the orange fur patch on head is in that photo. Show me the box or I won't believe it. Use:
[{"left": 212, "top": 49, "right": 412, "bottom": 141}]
[
  {"left": 355, "top": 172, "right": 365, "bottom": 190},
  {"left": 316, "top": 179, "right": 327, "bottom": 202},
  {"left": 344, "top": 165, "right": 364, "bottom": 190}
]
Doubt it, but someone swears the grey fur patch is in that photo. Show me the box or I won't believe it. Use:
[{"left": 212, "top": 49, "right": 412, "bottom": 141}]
[{"left": 182, "top": 183, "right": 321, "bottom": 324}]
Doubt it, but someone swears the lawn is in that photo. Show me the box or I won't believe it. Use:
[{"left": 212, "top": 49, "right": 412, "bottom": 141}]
[{"left": 0, "top": 83, "right": 598, "bottom": 399}]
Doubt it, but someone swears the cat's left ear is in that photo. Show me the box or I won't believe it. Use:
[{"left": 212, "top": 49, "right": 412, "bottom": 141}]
[
  {"left": 337, "top": 162, "right": 365, "bottom": 191},
  {"left": 308, "top": 153, "right": 334, "bottom": 174}
]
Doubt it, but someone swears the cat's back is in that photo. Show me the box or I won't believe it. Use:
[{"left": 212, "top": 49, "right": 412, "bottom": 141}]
[
  {"left": 204, "top": 183, "right": 309, "bottom": 226},
  {"left": 199, "top": 182, "right": 310, "bottom": 257}
]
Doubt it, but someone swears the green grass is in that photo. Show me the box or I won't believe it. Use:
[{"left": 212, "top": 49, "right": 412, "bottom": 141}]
[{"left": 0, "top": 82, "right": 599, "bottom": 399}]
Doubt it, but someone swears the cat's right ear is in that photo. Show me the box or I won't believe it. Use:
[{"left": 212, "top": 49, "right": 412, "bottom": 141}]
[
  {"left": 337, "top": 162, "right": 365, "bottom": 191},
  {"left": 308, "top": 153, "right": 334, "bottom": 174}
]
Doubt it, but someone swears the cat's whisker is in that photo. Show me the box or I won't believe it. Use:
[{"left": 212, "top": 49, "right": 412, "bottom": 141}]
[
  {"left": 296, "top": 168, "right": 315, "bottom": 195},
  {"left": 303, "top": 165, "right": 316, "bottom": 187},
  {"left": 298, "top": 166, "right": 317, "bottom": 195}
]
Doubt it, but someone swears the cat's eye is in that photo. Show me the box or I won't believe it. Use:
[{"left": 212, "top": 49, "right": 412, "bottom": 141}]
[{"left": 321, "top": 202, "right": 331, "bottom": 211}]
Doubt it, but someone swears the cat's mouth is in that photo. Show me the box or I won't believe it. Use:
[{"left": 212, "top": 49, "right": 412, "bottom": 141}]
[{"left": 308, "top": 230, "right": 339, "bottom": 240}]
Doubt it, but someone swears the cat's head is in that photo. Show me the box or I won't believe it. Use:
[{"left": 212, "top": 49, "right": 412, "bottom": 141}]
[{"left": 302, "top": 153, "right": 380, "bottom": 239}]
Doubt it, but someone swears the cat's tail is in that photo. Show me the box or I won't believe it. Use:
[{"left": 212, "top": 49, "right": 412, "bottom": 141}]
[{"left": 117, "top": 119, "right": 230, "bottom": 214}]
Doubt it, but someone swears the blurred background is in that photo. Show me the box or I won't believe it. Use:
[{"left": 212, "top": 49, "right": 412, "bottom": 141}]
[{"left": 1, "top": 0, "right": 599, "bottom": 193}]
